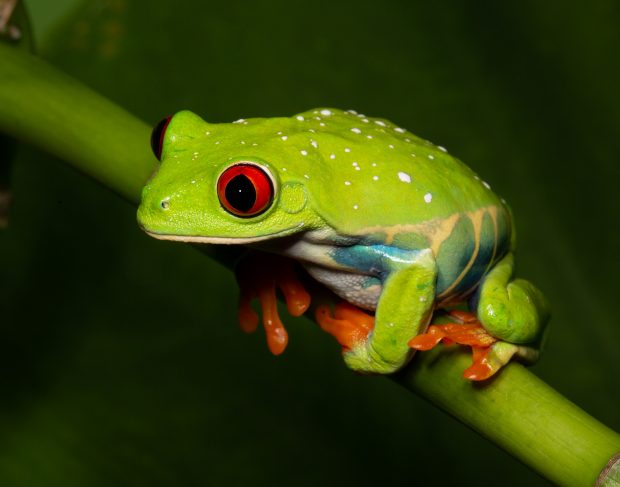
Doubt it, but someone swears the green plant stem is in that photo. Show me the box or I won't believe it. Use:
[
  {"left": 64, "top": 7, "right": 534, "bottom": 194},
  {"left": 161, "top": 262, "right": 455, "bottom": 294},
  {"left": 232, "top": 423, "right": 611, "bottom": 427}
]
[
  {"left": 1, "top": 43, "right": 619, "bottom": 487},
  {"left": 0, "top": 43, "right": 152, "bottom": 203},
  {"left": 398, "top": 348, "right": 620, "bottom": 486}
]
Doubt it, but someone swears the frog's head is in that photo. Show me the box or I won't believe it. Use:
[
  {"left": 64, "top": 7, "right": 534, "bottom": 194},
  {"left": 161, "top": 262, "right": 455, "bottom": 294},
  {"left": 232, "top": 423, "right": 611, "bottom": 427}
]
[{"left": 137, "top": 111, "right": 323, "bottom": 244}]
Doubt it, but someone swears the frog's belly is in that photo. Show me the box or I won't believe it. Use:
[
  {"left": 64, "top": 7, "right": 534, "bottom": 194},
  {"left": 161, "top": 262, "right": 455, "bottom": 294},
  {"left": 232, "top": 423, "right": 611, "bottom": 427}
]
[{"left": 303, "top": 264, "right": 381, "bottom": 311}]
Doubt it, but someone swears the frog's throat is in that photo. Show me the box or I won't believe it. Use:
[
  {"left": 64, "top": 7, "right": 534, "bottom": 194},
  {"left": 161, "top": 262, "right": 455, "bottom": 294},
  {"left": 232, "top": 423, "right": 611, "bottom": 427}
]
[{"left": 144, "top": 222, "right": 305, "bottom": 245}]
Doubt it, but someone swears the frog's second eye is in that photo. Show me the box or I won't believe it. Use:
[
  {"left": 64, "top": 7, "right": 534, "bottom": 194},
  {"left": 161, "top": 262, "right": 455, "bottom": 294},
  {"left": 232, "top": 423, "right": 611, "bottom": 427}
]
[
  {"left": 150, "top": 116, "right": 172, "bottom": 160},
  {"left": 217, "top": 164, "right": 274, "bottom": 218}
]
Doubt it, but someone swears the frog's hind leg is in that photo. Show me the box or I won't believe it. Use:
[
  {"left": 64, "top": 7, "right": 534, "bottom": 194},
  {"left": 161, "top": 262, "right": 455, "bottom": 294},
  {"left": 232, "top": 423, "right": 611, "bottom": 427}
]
[
  {"left": 464, "top": 251, "right": 549, "bottom": 379},
  {"left": 473, "top": 252, "right": 549, "bottom": 346}
]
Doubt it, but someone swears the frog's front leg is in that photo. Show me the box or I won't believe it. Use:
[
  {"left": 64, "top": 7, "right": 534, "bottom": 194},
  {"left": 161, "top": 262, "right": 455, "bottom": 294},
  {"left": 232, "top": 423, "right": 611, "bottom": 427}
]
[
  {"left": 235, "top": 251, "right": 311, "bottom": 355},
  {"left": 317, "top": 249, "right": 437, "bottom": 374}
]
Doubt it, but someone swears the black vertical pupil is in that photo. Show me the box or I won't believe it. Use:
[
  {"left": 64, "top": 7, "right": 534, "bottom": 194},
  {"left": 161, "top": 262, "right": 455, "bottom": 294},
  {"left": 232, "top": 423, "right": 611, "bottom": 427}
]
[
  {"left": 225, "top": 174, "right": 256, "bottom": 213},
  {"left": 150, "top": 116, "right": 171, "bottom": 160}
]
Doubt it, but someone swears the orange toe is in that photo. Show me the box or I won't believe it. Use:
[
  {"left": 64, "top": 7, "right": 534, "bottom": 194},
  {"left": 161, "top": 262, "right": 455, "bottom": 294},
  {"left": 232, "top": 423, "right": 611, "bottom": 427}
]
[
  {"left": 446, "top": 309, "right": 479, "bottom": 324},
  {"left": 235, "top": 252, "right": 312, "bottom": 355},
  {"left": 315, "top": 301, "right": 374, "bottom": 350},
  {"left": 408, "top": 326, "right": 447, "bottom": 350},
  {"left": 409, "top": 322, "right": 497, "bottom": 351},
  {"left": 462, "top": 346, "right": 495, "bottom": 381},
  {"left": 238, "top": 292, "right": 259, "bottom": 333}
]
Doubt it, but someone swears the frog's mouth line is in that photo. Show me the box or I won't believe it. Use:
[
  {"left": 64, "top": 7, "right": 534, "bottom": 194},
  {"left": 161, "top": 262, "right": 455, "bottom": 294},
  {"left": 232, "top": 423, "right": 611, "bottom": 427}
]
[{"left": 143, "top": 222, "right": 305, "bottom": 245}]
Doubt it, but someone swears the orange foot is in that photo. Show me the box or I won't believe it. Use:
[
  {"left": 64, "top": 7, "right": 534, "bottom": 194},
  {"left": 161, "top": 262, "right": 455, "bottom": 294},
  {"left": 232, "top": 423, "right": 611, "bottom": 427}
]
[
  {"left": 315, "top": 301, "right": 374, "bottom": 351},
  {"left": 235, "top": 252, "right": 311, "bottom": 355},
  {"left": 408, "top": 310, "right": 500, "bottom": 381}
]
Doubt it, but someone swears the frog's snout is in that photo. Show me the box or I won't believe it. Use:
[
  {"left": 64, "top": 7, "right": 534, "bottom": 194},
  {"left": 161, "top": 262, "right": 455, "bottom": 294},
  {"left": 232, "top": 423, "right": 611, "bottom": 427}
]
[{"left": 137, "top": 184, "right": 171, "bottom": 232}]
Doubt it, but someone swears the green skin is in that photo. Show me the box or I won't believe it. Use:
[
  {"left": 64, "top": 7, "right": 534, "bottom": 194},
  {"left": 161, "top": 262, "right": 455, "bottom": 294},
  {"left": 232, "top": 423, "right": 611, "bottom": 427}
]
[{"left": 138, "top": 108, "right": 549, "bottom": 374}]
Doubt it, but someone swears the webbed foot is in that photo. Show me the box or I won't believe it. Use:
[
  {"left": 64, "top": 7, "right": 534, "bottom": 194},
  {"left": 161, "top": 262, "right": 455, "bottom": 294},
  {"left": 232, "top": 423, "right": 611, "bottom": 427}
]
[
  {"left": 315, "top": 301, "right": 375, "bottom": 351},
  {"left": 409, "top": 310, "right": 536, "bottom": 381},
  {"left": 235, "top": 252, "right": 311, "bottom": 355}
]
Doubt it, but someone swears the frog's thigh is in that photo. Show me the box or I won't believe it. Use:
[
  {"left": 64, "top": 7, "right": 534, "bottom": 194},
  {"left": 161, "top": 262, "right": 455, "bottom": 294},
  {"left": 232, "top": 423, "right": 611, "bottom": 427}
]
[
  {"left": 344, "top": 249, "right": 437, "bottom": 374},
  {"left": 476, "top": 252, "right": 550, "bottom": 344}
]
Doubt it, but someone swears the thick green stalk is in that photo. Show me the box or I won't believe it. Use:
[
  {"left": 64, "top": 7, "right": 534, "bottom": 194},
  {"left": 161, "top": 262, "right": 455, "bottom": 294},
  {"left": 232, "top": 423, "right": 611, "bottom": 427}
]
[
  {"left": 398, "top": 348, "right": 620, "bottom": 486},
  {"left": 0, "top": 43, "right": 153, "bottom": 203},
  {"left": 1, "top": 43, "right": 619, "bottom": 486}
]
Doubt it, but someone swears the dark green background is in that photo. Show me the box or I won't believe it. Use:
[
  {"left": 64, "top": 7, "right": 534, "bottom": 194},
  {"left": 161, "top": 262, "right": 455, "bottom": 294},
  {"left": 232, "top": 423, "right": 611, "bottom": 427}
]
[{"left": 1, "top": 1, "right": 618, "bottom": 485}]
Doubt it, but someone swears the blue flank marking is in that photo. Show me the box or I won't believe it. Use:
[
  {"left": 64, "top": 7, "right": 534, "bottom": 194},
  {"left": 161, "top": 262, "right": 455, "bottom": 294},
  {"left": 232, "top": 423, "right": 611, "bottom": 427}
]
[{"left": 329, "top": 244, "right": 421, "bottom": 285}]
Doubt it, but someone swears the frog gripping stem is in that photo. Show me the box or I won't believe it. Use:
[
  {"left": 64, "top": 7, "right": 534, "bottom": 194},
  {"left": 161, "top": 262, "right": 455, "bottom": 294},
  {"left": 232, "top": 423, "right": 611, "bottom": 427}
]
[{"left": 409, "top": 310, "right": 505, "bottom": 381}]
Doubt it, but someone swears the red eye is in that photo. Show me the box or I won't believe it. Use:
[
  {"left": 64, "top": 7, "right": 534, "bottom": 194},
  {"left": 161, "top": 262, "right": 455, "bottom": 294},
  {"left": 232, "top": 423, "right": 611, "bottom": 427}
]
[
  {"left": 217, "top": 164, "right": 274, "bottom": 217},
  {"left": 150, "top": 115, "right": 172, "bottom": 160}
]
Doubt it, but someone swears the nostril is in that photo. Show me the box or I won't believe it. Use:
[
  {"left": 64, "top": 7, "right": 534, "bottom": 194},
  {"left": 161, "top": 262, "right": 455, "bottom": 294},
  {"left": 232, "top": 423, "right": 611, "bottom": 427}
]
[{"left": 160, "top": 197, "right": 170, "bottom": 210}]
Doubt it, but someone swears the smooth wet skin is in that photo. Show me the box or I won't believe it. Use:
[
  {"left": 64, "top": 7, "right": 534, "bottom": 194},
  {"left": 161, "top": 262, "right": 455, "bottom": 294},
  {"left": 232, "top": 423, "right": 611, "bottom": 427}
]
[{"left": 138, "top": 108, "right": 549, "bottom": 378}]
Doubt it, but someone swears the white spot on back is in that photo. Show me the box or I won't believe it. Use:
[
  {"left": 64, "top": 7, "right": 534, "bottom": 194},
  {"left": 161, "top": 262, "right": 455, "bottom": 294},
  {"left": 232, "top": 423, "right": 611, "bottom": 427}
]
[
  {"left": 375, "top": 120, "right": 386, "bottom": 127},
  {"left": 351, "top": 127, "right": 362, "bottom": 134},
  {"left": 353, "top": 204, "right": 359, "bottom": 210},
  {"left": 296, "top": 115, "right": 305, "bottom": 121},
  {"left": 330, "top": 153, "right": 336, "bottom": 160},
  {"left": 424, "top": 193, "right": 433, "bottom": 203},
  {"left": 428, "top": 154, "right": 435, "bottom": 160},
  {"left": 300, "top": 150, "right": 308, "bottom": 156},
  {"left": 320, "top": 109, "right": 332, "bottom": 116},
  {"left": 482, "top": 181, "right": 491, "bottom": 189},
  {"left": 394, "top": 127, "right": 405, "bottom": 133},
  {"left": 438, "top": 145, "right": 448, "bottom": 152},
  {"left": 372, "top": 175, "right": 379, "bottom": 181},
  {"left": 310, "top": 140, "right": 318, "bottom": 148},
  {"left": 344, "top": 181, "right": 351, "bottom": 186},
  {"left": 398, "top": 172, "right": 411, "bottom": 183},
  {"left": 281, "top": 135, "right": 288, "bottom": 141},
  {"left": 344, "top": 147, "right": 351, "bottom": 153}
]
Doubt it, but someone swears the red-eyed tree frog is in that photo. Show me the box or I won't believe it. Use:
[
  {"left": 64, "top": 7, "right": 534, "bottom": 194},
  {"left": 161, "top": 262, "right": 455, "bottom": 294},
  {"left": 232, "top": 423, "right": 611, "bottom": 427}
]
[{"left": 137, "top": 108, "right": 549, "bottom": 380}]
